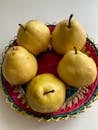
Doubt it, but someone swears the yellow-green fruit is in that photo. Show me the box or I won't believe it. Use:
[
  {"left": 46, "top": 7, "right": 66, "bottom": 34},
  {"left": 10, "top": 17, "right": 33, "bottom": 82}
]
[
  {"left": 57, "top": 49, "right": 97, "bottom": 88},
  {"left": 26, "top": 73, "right": 66, "bottom": 113},
  {"left": 52, "top": 15, "right": 86, "bottom": 55},
  {"left": 2, "top": 46, "right": 38, "bottom": 85},
  {"left": 17, "top": 20, "right": 50, "bottom": 55}
]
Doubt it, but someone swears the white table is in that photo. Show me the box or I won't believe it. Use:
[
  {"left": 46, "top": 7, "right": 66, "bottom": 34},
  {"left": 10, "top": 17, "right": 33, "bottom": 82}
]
[{"left": 0, "top": 0, "right": 98, "bottom": 130}]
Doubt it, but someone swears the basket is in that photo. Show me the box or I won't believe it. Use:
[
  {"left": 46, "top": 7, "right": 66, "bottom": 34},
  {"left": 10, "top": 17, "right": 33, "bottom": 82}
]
[{"left": 0, "top": 25, "right": 98, "bottom": 122}]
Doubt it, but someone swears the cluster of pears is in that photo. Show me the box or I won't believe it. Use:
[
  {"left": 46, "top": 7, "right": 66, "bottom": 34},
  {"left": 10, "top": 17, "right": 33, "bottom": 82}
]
[{"left": 2, "top": 14, "right": 97, "bottom": 113}]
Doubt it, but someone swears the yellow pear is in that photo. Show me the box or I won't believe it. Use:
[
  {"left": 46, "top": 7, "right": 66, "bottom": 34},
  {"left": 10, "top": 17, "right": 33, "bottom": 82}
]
[
  {"left": 52, "top": 14, "right": 87, "bottom": 55},
  {"left": 26, "top": 73, "right": 66, "bottom": 113},
  {"left": 17, "top": 20, "right": 50, "bottom": 55},
  {"left": 2, "top": 46, "right": 38, "bottom": 85},
  {"left": 57, "top": 47, "right": 97, "bottom": 88}
]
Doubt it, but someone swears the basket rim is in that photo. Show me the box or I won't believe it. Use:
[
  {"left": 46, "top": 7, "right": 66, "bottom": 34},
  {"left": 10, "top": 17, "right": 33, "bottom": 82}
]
[{"left": 0, "top": 79, "right": 98, "bottom": 122}]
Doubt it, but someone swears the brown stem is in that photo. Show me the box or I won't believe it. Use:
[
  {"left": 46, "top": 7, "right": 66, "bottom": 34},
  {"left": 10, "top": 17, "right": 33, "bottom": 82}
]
[
  {"left": 43, "top": 90, "right": 55, "bottom": 95},
  {"left": 9, "top": 43, "right": 15, "bottom": 50},
  {"left": 19, "top": 24, "right": 26, "bottom": 31},
  {"left": 12, "top": 46, "right": 15, "bottom": 50},
  {"left": 74, "top": 46, "right": 77, "bottom": 54},
  {"left": 68, "top": 14, "right": 73, "bottom": 28}
]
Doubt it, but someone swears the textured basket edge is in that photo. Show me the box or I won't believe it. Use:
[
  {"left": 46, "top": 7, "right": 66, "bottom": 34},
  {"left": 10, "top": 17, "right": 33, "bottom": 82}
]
[{"left": 0, "top": 74, "right": 98, "bottom": 122}]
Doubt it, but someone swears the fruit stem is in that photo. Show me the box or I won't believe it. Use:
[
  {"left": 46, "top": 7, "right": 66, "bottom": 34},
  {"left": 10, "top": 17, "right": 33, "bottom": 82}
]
[
  {"left": 19, "top": 24, "right": 26, "bottom": 31},
  {"left": 43, "top": 90, "right": 55, "bottom": 95},
  {"left": 68, "top": 14, "right": 73, "bottom": 28},
  {"left": 12, "top": 46, "right": 15, "bottom": 50},
  {"left": 74, "top": 46, "right": 77, "bottom": 54},
  {"left": 9, "top": 43, "right": 15, "bottom": 50}
]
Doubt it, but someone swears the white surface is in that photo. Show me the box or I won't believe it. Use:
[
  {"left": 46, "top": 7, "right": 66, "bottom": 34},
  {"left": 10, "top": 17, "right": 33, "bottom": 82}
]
[{"left": 0, "top": 0, "right": 98, "bottom": 130}]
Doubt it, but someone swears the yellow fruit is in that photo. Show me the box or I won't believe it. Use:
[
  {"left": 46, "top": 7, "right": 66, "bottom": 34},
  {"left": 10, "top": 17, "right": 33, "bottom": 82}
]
[
  {"left": 17, "top": 20, "right": 50, "bottom": 55},
  {"left": 26, "top": 73, "right": 66, "bottom": 113},
  {"left": 57, "top": 48, "right": 97, "bottom": 88},
  {"left": 2, "top": 46, "right": 38, "bottom": 85},
  {"left": 52, "top": 14, "right": 87, "bottom": 55}
]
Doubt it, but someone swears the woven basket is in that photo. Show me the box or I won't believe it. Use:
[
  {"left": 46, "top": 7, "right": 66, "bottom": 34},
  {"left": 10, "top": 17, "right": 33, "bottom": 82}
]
[{"left": 0, "top": 25, "right": 98, "bottom": 122}]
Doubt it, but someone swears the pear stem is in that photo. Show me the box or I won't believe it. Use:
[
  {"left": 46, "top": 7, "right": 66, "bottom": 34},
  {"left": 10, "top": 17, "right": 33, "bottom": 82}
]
[
  {"left": 74, "top": 46, "right": 77, "bottom": 54},
  {"left": 12, "top": 46, "right": 15, "bottom": 50},
  {"left": 43, "top": 90, "right": 55, "bottom": 95},
  {"left": 68, "top": 14, "right": 73, "bottom": 28},
  {"left": 19, "top": 24, "right": 26, "bottom": 31},
  {"left": 9, "top": 43, "right": 15, "bottom": 50}
]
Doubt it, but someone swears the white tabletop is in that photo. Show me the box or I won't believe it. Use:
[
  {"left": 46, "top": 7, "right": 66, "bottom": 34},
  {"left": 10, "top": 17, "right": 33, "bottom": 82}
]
[{"left": 0, "top": 0, "right": 98, "bottom": 130}]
